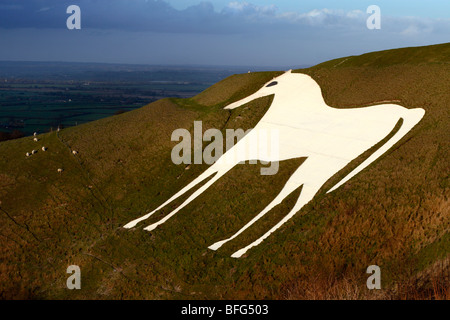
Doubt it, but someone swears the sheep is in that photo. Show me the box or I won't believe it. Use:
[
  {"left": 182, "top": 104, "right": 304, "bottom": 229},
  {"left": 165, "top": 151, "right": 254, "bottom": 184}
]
[
  {"left": 33, "top": 132, "right": 37, "bottom": 137},
  {"left": 42, "top": 147, "right": 47, "bottom": 152},
  {"left": 33, "top": 137, "right": 39, "bottom": 142},
  {"left": 72, "top": 150, "right": 78, "bottom": 155},
  {"left": 31, "top": 150, "right": 37, "bottom": 155},
  {"left": 57, "top": 168, "right": 64, "bottom": 174},
  {"left": 26, "top": 152, "right": 31, "bottom": 157}
]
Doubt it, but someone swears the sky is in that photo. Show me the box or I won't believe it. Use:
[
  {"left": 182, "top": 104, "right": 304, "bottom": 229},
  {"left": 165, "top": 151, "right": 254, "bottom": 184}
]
[{"left": 0, "top": 0, "right": 448, "bottom": 67}]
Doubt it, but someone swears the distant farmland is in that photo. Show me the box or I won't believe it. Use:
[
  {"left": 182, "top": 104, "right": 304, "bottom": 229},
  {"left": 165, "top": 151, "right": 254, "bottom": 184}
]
[{"left": 0, "top": 62, "right": 261, "bottom": 136}]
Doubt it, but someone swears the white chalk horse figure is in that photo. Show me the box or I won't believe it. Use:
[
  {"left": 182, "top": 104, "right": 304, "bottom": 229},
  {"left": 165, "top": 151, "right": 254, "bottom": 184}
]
[{"left": 124, "top": 70, "right": 425, "bottom": 258}]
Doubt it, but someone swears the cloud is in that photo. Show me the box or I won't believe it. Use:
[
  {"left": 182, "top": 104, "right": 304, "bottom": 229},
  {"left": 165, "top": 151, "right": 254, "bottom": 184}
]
[
  {"left": 37, "top": 7, "right": 51, "bottom": 13},
  {"left": 0, "top": 0, "right": 231, "bottom": 34},
  {"left": 0, "top": 0, "right": 448, "bottom": 38},
  {"left": 276, "top": 8, "right": 366, "bottom": 28},
  {"left": 0, "top": 0, "right": 448, "bottom": 67},
  {"left": 222, "top": 1, "right": 278, "bottom": 17}
]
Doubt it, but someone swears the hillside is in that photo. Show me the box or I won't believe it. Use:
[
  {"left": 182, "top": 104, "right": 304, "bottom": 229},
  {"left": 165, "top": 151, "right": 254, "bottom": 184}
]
[{"left": 0, "top": 43, "right": 448, "bottom": 299}]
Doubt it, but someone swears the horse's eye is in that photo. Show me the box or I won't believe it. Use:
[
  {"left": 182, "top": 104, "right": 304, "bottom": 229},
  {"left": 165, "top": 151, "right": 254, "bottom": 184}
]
[{"left": 266, "top": 81, "right": 278, "bottom": 87}]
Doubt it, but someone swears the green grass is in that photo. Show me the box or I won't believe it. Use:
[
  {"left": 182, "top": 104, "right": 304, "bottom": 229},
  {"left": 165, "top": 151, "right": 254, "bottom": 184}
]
[
  {"left": 0, "top": 80, "right": 205, "bottom": 136},
  {"left": 304, "top": 42, "right": 450, "bottom": 69},
  {"left": 0, "top": 43, "right": 448, "bottom": 299}
]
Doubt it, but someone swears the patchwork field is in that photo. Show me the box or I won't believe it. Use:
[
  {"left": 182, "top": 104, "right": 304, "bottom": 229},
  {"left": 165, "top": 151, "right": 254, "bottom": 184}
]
[{"left": 0, "top": 63, "right": 252, "bottom": 136}]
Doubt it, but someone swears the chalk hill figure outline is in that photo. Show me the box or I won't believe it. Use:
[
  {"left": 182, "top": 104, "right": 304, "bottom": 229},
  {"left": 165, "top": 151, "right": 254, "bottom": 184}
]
[{"left": 124, "top": 70, "right": 425, "bottom": 258}]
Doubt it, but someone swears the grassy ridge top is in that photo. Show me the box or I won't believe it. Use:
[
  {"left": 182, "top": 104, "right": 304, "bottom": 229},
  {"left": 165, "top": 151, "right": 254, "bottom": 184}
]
[
  {"left": 0, "top": 43, "right": 448, "bottom": 299},
  {"left": 304, "top": 42, "right": 450, "bottom": 69}
]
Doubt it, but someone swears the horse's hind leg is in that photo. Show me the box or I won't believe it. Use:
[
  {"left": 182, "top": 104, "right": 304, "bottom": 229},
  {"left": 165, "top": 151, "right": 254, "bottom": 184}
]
[
  {"left": 209, "top": 156, "right": 325, "bottom": 253},
  {"left": 327, "top": 107, "right": 425, "bottom": 194},
  {"left": 208, "top": 171, "right": 305, "bottom": 251},
  {"left": 231, "top": 183, "right": 319, "bottom": 258}
]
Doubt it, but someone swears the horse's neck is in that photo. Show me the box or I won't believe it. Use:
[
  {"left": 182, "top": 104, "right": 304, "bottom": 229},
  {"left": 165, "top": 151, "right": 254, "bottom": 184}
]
[{"left": 269, "top": 91, "right": 327, "bottom": 113}]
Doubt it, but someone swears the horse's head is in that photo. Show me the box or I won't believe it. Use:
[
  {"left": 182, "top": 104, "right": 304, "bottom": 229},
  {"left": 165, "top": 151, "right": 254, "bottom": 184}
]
[{"left": 225, "top": 70, "right": 325, "bottom": 110}]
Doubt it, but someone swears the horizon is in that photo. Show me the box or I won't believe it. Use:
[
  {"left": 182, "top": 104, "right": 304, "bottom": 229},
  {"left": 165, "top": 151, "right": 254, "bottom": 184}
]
[
  {"left": 0, "top": 59, "right": 305, "bottom": 70},
  {"left": 0, "top": 1, "right": 449, "bottom": 66},
  {"left": 1, "top": 41, "right": 447, "bottom": 70}
]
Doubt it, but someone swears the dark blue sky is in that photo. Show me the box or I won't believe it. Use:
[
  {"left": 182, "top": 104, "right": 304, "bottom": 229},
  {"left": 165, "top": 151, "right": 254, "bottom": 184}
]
[{"left": 0, "top": 0, "right": 448, "bottom": 67}]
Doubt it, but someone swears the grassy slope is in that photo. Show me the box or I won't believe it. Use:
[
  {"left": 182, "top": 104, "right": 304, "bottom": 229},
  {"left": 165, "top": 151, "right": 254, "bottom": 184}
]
[{"left": 0, "top": 44, "right": 448, "bottom": 299}]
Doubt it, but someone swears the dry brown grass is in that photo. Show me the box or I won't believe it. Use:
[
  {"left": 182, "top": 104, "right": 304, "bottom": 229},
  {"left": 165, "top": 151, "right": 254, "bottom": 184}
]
[
  {"left": 0, "top": 45, "right": 448, "bottom": 300},
  {"left": 281, "top": 257, "right": 449, "bottom": 300}
]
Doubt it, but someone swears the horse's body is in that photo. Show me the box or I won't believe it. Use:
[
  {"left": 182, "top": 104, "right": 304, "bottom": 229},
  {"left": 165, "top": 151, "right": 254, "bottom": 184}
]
[{"left": 124, "top": 71, "right": 425, "bottom": 258}]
